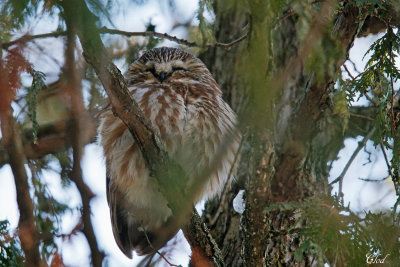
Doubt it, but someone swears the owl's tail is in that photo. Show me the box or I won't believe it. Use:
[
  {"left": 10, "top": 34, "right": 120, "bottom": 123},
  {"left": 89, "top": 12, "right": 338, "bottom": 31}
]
[{"left": 110, "top": 201, "right": 180, "bottom": 259}]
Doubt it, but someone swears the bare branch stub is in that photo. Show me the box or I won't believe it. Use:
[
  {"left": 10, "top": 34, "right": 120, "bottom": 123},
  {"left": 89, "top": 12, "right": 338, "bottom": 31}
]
[{"left": 183, "top": 210, "right": 225, "bottom": 267}]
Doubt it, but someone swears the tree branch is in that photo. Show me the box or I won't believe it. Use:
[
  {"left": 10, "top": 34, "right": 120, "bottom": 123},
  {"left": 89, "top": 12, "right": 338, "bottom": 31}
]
[
  {"left": 0, "top": 107, "right": 43, "bottom": 266},
  {"left": 1, "top": 31, "right": 67, "bottom": 50},
  {"left": 0, "top": 114, "right": 97, "bottom": 168},
  {"left": 2, "top": 28, "right": 247, "bottom": 51},
  {"left": 183, "top": 210, "right": 225, "bottom": 267},
  {"left": 270, "top": 1, "right": 360, "bottom": 202},
  {"left": 63, "top": 13, "right": 104, "bottom": 266},
  {"left": 242, "top": 135, "right": 275, "bottom": 266},
  {"left": 329, "top": 126, "right": 376, "bottom": 195},
  {"left": 60, "top": 0, "right": 223, "bottom": 263},
  {"left": 380, "top": 142, "right": 394, "bottom": 178},
  {"left": 241, "top": 1, "right": 275, "bottom": 264},
  {"left": 100, "top": 27, "right": 247, "bottom": 50},
  {"left": 61, "top": 0, "right": 188, "bottom": 217}
]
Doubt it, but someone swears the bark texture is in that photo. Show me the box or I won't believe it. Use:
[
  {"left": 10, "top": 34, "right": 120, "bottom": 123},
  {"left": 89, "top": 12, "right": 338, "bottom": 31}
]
[
  {"left": 201, "top": 2, "right": 363, "bottom": 266},
  {"left": 200, "top": 2, "right": 248, "bottom": 266}
]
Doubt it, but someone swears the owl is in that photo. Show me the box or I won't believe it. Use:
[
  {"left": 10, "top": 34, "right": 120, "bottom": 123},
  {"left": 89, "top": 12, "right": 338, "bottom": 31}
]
[{"left": 98, "top": 47, "right": 240, "bottom": 258}]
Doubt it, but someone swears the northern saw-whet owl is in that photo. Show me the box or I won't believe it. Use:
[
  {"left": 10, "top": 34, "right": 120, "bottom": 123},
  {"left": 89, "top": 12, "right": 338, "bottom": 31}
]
[{"left": 99, "top": 47, "right": 240, "bottom": 258}]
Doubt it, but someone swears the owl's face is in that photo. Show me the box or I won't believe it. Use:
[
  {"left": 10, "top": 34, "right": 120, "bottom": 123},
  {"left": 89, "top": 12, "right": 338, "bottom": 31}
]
[{"left": 126, "top": 47, "right": 211, "bottom": 85}]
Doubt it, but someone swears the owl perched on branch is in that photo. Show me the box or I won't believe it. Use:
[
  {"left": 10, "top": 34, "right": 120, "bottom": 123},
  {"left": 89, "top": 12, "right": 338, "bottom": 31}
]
[{"left": 99, "top": 47, "right": 240, "bottom": 258}]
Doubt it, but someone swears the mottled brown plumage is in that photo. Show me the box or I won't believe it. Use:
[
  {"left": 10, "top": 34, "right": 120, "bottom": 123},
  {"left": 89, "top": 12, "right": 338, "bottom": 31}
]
[{"left": 98, "top": 47, "right": 240, "bottom": 258}]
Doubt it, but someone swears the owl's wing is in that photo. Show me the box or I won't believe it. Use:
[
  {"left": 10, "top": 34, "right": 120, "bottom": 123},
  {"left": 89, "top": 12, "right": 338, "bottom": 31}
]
[
  {"left": 106, "top": 168, "right": 169, "bottom": 257},
  {"left": 106, "top": 168, "right": 135, "bottom": 258}
]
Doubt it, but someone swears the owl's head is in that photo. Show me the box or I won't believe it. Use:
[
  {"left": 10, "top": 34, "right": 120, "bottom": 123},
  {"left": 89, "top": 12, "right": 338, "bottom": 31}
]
[{"left": 126, "top": 47, "right": 213, "bottom": 85}]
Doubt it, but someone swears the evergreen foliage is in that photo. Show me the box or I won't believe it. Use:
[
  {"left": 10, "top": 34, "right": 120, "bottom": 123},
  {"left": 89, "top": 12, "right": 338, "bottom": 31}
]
[{"left": 0, "top": 220, "right": 23, "bottom": 267}]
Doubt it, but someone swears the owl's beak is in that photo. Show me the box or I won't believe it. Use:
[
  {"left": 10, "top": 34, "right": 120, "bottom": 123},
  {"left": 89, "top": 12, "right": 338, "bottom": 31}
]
[{"left": 158, "top": 72, "right": 168, "bottom": 82}]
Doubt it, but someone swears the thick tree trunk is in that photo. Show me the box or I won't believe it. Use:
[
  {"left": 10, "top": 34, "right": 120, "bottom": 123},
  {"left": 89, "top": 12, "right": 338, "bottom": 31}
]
[
  {"left": 200, "top": 2, "right": 248, "bottom": 266},
  {"left": 200, "top": 2, "right": 361, "bottom": 266}
]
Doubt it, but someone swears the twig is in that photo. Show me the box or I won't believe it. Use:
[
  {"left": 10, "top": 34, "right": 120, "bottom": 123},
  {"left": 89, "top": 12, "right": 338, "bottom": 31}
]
[
  {"left": 276, "top": 10, "right": 296, "bottom": 24},
  {"left": 364, "top": 93, "right": 378, "bottom": 107},
  {"left": 336, "top": 73, "right": 400, "bottom": 192},
  {"left": 31, "top": 40, "right": 63, "bottom": 67},
  {"left": 208, "top": 132, "right": 246, "bottom": 227},
  {"left": 329, "top": 126, "right": 376, "bottom": 197},
  {"left": 56, "top": 221, "right": 82, "bottom": 241},
  {"left": 347, "top": 59, "right": 362, "bottom": 75},
  {"left": 363, "top": 145, "right": 372, "bottom": 166},
  {"left": 102, "top": 27, "right": 248, "bottom": 50},
  {"left": 275, "top": 0, "right": 327, "bottom": 24},
  {"left": 348, "top": 112, "right": 374, "bottom": 121},
  {"left": 369, "top": 188, "right": 394, "bottom": 209},
  {"left": 212, "top": 34, "right": 248, "bottom": 49},
  {"left": 390, "top": 66, "right": 396, "bottom": 132},
  {"left": 100, "top": 27, "right": 196, "bottom": 46},
  {"left": 342, "top": 63, "right": 378, "bottom": 107},
  {"left": 380, "top": 142, "right": 394, "bottom": 178},
  {"left": 142, "top": 231, "right": 180, "bottom": 267},
  {"left": 358, "top": 176, "right": 390, "bottom": 182},
  {"left": 2, "top": 27, "right": 247, "bottom": 51},
  {"left": 156, "top": 252, "right": 179, "bottom": 267},
  {"left": 342, "top": 63, "right": 355, "bottom": 80},
  {"left": 390, "top": 87, "right": 400, "bottom": 109},
  {"left": 2, "top": 31, "right": 67, "bottom": 49},
  {"left": 342, "top": 63, "right": 381, "bottom": 107}
]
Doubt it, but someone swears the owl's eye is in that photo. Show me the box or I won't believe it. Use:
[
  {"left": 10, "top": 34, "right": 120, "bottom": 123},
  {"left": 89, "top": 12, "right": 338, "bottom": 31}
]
[
  {"left": 145, "top": 68, "right": 156, "bottom": 75},
  {"left": 172, "top": 67, "right": 186, "bottom": 72}
]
